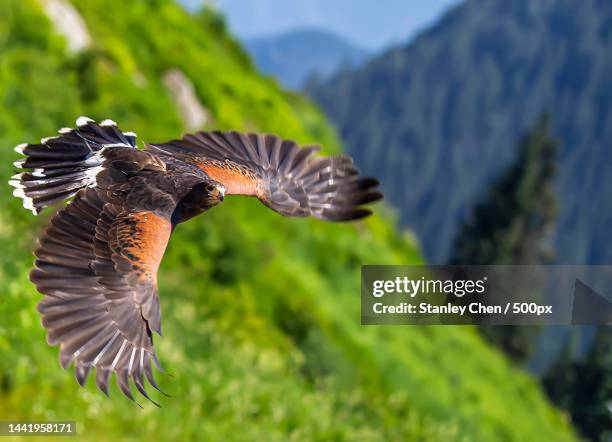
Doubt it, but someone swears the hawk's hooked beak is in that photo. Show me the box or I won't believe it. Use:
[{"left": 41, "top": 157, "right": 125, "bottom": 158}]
[
  {"left": 216, "top": 184, "right": 225, "bottom": 202},
  {"left": 211, "top": 184, "right": 225, "bottom": 202}
]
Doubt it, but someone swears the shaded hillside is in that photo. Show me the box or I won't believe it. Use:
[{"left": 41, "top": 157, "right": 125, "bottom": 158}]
[
  {"left": 244, "top": 29, "right": 369, "bottom": 89},
  {"left": 0, "top": 1, "right": 575, "bottom": 441},
  {"left": 309, "top": 0, "right": 612, "bottom": 264}
]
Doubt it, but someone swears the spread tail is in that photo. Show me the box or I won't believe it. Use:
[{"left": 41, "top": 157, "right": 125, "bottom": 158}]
[{"left": 9, "top": 116, "right": 136, "bottom": 214}]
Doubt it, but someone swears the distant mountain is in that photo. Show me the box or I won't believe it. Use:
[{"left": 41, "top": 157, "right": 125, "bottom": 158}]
[
  {"left": 244, "top": 29, "right": 369, "bottom": 89},
  {"left": 309, "top": 0, "right": 612, "bottom": 265}
]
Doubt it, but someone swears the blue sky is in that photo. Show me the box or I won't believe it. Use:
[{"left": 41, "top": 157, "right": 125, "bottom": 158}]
[{"left": 181, "top": 0, "right": 461, "bottom": 50}]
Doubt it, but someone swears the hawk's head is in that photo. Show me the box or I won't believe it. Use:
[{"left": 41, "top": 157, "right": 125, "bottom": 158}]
[{"left": 203, "top": 180, "right": 225, "bottom": 205}]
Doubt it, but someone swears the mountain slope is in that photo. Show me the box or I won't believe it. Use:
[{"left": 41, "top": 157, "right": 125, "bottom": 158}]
[
  {"left": 309, "top": 0, "right": 612, "bottom": 264},
  {"left": 244, "top": 29, "right": 369, "bottom": 89},
  {"left": 0, "top": 1, "right": 575, "bottom": 441}
]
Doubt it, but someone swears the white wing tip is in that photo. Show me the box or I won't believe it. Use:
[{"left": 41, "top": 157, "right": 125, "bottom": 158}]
[
  {"left": 100, "top": 119, "right": 117, "bottom": 127},
  {"left": 58, "top": 127, "right": 73, "bottom": 134},
  {"left": 13, "top": 159, "right": 25, "bottom": 168},
  {"left": 12, "top": 187, "right": 25, "bottom": 198},
  {"left": 12, "top": 189, "right": 38, "bottom": 215},
  {"left": 8, "top": 179, "right": 23, "bottom": 189},
  {"left": 41, "top": 136, "right": 58, "bottom": 144},
  {"left": 23, "top": 198, "right": 38, "bottom": 215},
  {"left": 76, "top": 116, "right": 94, "bottom": 127},
  {"left": 14, "top": 143, "right": 27, "bottom": 154}
]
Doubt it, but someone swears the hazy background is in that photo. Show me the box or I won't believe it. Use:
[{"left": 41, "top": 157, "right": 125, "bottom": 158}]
[{"left": 183, "top": 0, "right": 460, "bottom": 50}]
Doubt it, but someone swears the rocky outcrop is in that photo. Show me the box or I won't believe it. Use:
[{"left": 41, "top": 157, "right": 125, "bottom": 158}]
[
  {"left": 163, "top": 69, "right": 210, "bottom": 130},
  {"left": 40, "top": 0, "right": 91, "bottom": 53}
]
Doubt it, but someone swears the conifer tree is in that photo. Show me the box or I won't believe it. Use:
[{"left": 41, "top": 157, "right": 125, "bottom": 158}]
[
  {"left": 544, "top": 327, "right": 612, "bottom": 441},
  {"left": 450, "top": 114, "right": 557, "bottom": 363}
]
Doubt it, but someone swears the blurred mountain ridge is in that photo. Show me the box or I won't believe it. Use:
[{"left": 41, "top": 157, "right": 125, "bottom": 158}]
[
  {"left": 244, "top": 28, "right": 369, "bottom": 89},
  {"left": 309, "top": 0, "right": 612, "bottom": 265}
]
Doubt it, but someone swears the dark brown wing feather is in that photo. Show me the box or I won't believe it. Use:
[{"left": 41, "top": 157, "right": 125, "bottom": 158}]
[
  {"left": 31, "top": 187, "right": 171, "bottom": 404},
  {"left": 148, "top": 132, "right": 382, "bottom": 221}
]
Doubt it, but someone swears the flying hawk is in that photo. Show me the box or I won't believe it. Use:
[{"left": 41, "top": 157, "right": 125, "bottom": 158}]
[{"left": 9, "top": 117, "right": 382, "bottom": 404}]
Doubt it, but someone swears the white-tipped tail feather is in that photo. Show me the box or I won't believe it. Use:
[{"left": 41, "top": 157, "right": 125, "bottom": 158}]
[
  {"left": 76, "top": 116, "right": 94, "bottom": 127},
  {"left": 9, "top": 116, "right": 137, "bottom": 215},
  {"left": 14, "top": 143, "right": 27, "bottom": 154},
  {"left": 100, "top": 119, "right": 117, "bottom": 127}
]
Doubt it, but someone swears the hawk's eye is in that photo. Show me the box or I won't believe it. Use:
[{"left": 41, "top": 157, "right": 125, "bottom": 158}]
[{"left": 206, "top": 185, "right": 215, "bottom": 192}]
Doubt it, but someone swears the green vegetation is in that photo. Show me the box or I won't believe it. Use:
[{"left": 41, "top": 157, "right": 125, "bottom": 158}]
[
  {"left": 545, "top": 328, "right": 612, "bottom": 441},
  {"left": 0, "top": 1, "right": 575, "bottom": 440}
]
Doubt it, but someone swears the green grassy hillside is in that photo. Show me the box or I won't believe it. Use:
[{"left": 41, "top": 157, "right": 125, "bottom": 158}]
[{"left": 0, "top": 1, "right": 576, "bottom": 441}]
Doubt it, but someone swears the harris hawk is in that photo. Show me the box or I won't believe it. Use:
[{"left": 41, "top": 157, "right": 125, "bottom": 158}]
[{"left": 9, "top": 117, "right": 382, "bottom": 404}]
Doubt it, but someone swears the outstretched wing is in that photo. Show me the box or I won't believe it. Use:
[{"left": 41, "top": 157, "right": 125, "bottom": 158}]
[
  {"left": 32, "top": 187, "right": 172, "bottom": 404},
  {"left": 148, "top": 132, "right": 382, "bottom": 221}
]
